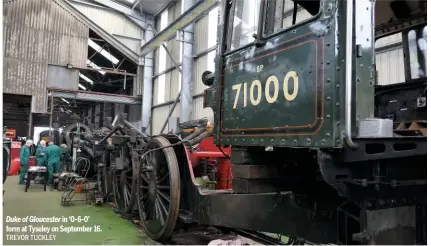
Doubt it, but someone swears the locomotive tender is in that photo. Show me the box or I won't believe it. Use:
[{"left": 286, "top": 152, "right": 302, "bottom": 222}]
[{"left": 97, "top": 0, "right": 427, "bottom": 244}]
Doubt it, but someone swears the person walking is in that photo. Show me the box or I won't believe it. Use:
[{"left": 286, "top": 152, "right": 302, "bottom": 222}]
[
  {"left": 45, "top": 141, "right": 61, "bottom": 185},
  {"left": 19, "top": 140, "right": 33, "bottom": 185}
]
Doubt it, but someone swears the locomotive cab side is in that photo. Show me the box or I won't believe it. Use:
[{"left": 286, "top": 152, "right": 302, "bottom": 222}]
[{"left": 201, "top": 0, "right": 426, "bottom": 244}]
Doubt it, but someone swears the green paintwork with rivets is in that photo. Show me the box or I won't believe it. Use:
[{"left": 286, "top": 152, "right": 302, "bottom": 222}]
[{"left": 204, "top": 0, "right": 375, "bottom": 148}]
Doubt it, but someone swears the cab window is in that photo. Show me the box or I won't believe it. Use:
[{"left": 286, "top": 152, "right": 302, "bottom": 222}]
[
  {"left": 264, "top": 0, "right": 321, "bottom": 36},
  {"left": 229, "top": 0, "right": 263, "bottom": 51},
  {"left": 227, "top": 0, "right": 320, "bottom": 51}
]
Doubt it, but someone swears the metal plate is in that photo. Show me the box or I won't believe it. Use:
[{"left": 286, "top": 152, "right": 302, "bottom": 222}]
[{"left": 217, "top": 17, "right": 340, "bottom": 148}]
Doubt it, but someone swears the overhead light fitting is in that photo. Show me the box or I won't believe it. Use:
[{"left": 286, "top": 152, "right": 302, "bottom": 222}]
[
  {"left": 61, "top": 98, "right": 70, "bottom": 104},
  {"left": 79, "top": 73, "right": 94, "bottom": 85}
]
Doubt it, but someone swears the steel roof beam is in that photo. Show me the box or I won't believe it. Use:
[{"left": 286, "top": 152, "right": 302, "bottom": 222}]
[
  {"left": 139, "top": 0, "right": 218, "bottom": 56},
  {"left": 88, "top": 0, "right": 148, "bottom": 26},
  {"left": 60, "top": 0, "right": 139, "bottom": 63},
  {"left": 67, "top": 0, "right": 146, "bottom": 29}
]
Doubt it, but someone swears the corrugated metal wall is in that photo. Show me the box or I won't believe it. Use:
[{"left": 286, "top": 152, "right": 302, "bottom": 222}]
[
  {"left": 47, "top": 65, "right": 79, "bottom": 90},
  {"left": 70, "top": 1, "right": 143, "bottom": 54},
  {"left": 151, "top": 1, "right": 184, "bottom": 134},
  {"left": 3, "top": 0, "right": 89, "bottom": 113}
]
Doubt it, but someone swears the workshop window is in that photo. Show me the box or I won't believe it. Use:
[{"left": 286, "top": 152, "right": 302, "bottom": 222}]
[
  {"left": 157, "top": 10, "right": 169, "bottom": 104},
  {"left": 208, "top": 6, "right": 219, "bottom": 48}
]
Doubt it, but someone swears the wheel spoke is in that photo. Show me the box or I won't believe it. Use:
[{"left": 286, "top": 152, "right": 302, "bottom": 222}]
[
  {"left": 157, "top": 185, "right": 170, "bottom": 190},
  {"left": 157, "top": 172, "right": 169, "bottom": 184},
  {"left": 155, "top": 199, "right": 165, "bottom": 225},
  {"left": 157, "top": 190, "right": 170, "bottom": 203},
  {"left": 157, "top": 196, "right": 169, "bottom": 216}
]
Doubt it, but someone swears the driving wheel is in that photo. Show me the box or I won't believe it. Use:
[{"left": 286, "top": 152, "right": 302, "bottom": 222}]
[{"left": 137, "top": 137, "right": 180, "bottom": 241}]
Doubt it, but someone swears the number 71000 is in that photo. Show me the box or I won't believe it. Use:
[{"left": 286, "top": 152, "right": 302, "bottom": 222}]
[{"left": 231, "top": 71, "right": 299, "bottom": 109}]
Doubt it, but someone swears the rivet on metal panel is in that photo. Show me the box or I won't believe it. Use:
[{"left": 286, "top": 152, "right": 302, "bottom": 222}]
[
  {"left": 260, "top": 139, "right": 264, "bottom": 142},
  {"left": 234, "top": 139, "right": 237, "bottom": 142},
  {"left": 336, "top": 102, "right": 340, "bottom": 107},
  {"left": 321, "top": 139, "right": 326, "bottom": 144},
  {"left": 336, "top": 84, "right": 340, "bottom": 89},
  {"left": 336, "top": 121, "right": 340, "bottom": 126},
  {"left": 357, "top": 78, "right": 361, "bottom": 83},
  {"left": 270, "top": 139, "right": 274, "bottom": 142},
  {"left": 326, "top": 43, "right": 331, "bottom": 47},
  {"left": 360, "top": 64, "right": 364, "bottom": 67},
  {"left": 336, "top": 66, "right": 340, "bottom": 71},
  {"left": 341, "top": 59, "right": 345, "bottom": 63},
  {"left": 293, "top": 139, "right": 297, "bottom": 144},
  {"left": 251, "top": 139, "right": 254, "bottom": 142},
  {"left": 326, "top": 114, "right": 331, "bottom": 119},
  {"left": 242, "top": 139, "right": 245, "bottom": 142},
  {"left": 326, "top": 78, "right": 331, "bottom": 83},
  {"left": 326, "top": 61, "right": 330, "bottom": 65},
  {"left": 281, "top": 139, "right": 285, "bottom": 144},
  {"left": 326, "top": 133, "right": 331, "bottom": 138},
  {"left": 326, "top": 96, "right": 331, "bottom": 101},
  {"left": 307, "top": 138, "right": 311, "bottom": 144},
  {"left": 292, "top": 30, "right": 296, "bottom": 34},
  {"left": 327, "top": 7, "right": 331, "bottom": 12},
  {"left": 336, "top": 139, "right": 341, "bottom": 145}
]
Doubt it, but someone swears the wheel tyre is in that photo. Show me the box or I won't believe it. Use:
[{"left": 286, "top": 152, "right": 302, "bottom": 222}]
[{"left": 137, "top": 137, "right": 181, "bottom": 242}]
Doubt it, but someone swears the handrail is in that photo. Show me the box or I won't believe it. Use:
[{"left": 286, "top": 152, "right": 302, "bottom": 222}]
[{"left": 344, "top": 0, "right": 356, "bottom": 148}]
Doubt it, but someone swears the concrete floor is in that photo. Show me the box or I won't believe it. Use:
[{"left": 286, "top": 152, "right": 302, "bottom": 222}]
[{"left": 3, "top": 175, "right": 157, "bottom": 245}]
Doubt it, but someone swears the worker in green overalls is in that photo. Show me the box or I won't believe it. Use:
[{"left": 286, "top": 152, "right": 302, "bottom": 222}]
[
  {"left": 35, "top": 140, "right": 47, "bottom": 177},
  {"left": 19, "top": 140, "right": 33, "bottom": 185},
  {"left": 45, "top": 141, "right": 61, "bottom": 185}
]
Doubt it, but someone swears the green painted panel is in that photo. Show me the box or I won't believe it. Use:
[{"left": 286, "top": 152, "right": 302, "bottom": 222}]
[{"left": 204, "top": 0, "right": 360, "bottom": 148}]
